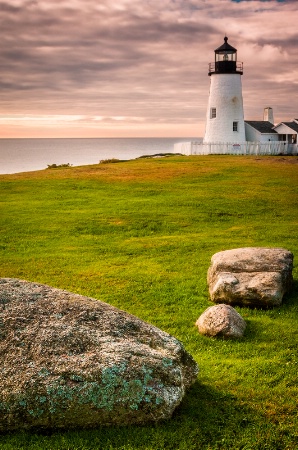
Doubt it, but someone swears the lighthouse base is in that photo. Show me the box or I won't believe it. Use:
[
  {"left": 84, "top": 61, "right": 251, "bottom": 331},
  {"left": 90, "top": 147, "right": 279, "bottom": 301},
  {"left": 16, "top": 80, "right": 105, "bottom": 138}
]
[{"left": 174, "top": 141, "right": 293, "bottom": 156}]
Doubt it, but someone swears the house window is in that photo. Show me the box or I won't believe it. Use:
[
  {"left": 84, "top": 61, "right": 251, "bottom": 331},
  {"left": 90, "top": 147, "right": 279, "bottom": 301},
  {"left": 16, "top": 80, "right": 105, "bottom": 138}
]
[
  {"left": 210, "top": 108, "right": 216, "bottom": 119},
  {"left": 233, "top": 121, "right": 238, "bottom": 132}
]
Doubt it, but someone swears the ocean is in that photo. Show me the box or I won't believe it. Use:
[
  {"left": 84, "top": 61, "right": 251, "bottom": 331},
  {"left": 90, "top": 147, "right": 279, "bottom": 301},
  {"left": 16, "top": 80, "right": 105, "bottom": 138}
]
[{"left": 0, "top": 137, "right": 199, "bottom": 175}]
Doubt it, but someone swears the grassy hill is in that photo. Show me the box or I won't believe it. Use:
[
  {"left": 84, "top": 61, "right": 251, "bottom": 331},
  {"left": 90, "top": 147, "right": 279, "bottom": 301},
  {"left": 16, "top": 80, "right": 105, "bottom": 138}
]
[{"left": 1, "top": 155, "right": 298, "bottom": 449}]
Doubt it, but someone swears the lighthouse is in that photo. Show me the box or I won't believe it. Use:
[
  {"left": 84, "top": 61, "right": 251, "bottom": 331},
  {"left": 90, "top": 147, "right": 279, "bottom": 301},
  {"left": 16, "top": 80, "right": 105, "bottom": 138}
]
[
  {"left": 174, "top": 36, "right": 291, "bottom": 155},
  {"left": 203, "top": 37, "right": 246, "bottom": 143}
]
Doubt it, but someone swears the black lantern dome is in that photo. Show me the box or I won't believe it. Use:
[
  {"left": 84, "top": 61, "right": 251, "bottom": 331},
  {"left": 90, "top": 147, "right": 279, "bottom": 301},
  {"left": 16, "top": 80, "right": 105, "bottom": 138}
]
[{"left": 208, "top": 37, "right": 243, "bottom": 76}]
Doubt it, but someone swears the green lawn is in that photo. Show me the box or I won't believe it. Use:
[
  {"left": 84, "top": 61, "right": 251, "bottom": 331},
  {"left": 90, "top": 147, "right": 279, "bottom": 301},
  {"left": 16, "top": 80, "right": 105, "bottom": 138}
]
[{"left": 0, "top": 155, "right": 298, "bottom": 449}]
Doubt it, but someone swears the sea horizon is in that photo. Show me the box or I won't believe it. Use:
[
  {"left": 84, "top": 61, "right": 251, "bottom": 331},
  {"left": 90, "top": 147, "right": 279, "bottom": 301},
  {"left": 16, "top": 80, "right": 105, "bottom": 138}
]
[{"left": 0, "top": 137, "right": 201, "bottom": 175}]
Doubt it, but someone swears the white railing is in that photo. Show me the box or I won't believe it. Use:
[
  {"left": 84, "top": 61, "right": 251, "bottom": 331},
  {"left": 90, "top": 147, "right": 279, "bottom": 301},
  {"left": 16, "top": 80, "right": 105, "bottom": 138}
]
[{"left": 174, "top": 141, "right": 292, "bottom": 156}]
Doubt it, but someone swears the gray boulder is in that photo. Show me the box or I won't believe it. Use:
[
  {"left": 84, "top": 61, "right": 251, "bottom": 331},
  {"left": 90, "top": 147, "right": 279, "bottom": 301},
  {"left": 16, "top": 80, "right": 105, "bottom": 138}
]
[
  {"left": 208, "top": 247, "right": 293, "bottom": 308},
  {"left": 0, "top": 278, "right": 198, "bottom": 431},
  {"left": 196, "top": 304, "right": 246, "bottom": 339}
]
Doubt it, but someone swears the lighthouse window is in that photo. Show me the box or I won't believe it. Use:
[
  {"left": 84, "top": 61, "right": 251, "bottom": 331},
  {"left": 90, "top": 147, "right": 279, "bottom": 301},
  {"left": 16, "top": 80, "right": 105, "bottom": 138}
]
[
  {"left": 210, "top": 108, "right": 216, "bottom": 119},
  {"left": 233, "top": 121, "right": 238, "bottom": 132}
]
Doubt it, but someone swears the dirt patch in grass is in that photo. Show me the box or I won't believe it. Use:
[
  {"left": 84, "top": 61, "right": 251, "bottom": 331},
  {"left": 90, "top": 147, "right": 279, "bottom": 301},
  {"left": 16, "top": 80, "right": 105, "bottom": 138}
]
[{"left": 254, "top": 156, "right": 298, "bottom": 164}]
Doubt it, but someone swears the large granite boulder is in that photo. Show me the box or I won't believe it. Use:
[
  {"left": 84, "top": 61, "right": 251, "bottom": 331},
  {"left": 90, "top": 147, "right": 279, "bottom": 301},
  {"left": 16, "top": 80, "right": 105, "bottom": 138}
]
[
  {"left": 196, "top": 304, "right": 246, "bottom": 339},
  {"left": 0, "top": 278, "right": 198, "bottom": 431},
  {"left": 207, "top": 247, "right": 293, "bottom": 308}
]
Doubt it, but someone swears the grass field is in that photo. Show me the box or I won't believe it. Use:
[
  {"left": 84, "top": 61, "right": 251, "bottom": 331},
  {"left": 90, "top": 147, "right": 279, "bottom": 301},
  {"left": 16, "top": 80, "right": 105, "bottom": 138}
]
[{"left": 0, "top": 155, "right": 298, "bottom": 449}]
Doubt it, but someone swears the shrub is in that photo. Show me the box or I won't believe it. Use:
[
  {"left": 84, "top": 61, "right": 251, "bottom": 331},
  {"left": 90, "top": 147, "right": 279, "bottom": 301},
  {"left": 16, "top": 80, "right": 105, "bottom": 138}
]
[
  {"left": 46, "top": 163, "right": 72, "bottom": 169},
  {"left": 99, "top": 158, "right": 120, "bottom": 164}
]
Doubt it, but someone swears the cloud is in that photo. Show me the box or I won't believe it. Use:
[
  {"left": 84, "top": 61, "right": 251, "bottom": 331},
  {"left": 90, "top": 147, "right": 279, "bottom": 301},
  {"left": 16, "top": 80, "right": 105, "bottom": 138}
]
[{"left": 0, "top": 0, "right": 297, "bottom": 137}]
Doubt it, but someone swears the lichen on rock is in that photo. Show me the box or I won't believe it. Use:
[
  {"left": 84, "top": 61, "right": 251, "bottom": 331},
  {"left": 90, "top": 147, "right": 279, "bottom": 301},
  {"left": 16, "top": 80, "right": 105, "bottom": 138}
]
[{"left": 0, "top": 278, "right": 198, "bottom": 431}]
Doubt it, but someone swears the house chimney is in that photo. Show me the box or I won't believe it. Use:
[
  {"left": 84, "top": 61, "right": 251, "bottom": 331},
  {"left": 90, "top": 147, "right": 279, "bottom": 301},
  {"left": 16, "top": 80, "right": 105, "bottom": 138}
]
[{"left": 263, "top": 107, "right": 274, "bottom": 124}]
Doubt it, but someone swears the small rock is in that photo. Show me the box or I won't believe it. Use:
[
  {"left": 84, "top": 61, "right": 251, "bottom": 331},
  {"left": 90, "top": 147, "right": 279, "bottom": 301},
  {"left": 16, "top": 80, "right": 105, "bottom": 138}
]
[
  {"left": 208, "top": 247, "right": 293, "bottom": 308},
  {"left": 196, "top": 304, "right": 246, "bottom": 339},
  {"left": 0, "top": 278, "right": 198, "bottom": 431}
]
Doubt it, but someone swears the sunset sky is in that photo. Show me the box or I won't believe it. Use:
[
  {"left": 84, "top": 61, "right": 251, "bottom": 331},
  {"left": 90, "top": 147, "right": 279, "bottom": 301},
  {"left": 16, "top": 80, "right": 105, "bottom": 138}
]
[{"left": 0, "top": 0, "right": 297, "bottom": 138}]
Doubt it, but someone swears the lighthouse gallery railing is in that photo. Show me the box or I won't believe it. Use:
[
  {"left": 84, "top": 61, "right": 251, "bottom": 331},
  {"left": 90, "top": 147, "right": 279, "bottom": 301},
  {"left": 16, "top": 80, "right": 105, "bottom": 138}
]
[{"left": 208, "top": 61, "right": 243, "bottom": 75}]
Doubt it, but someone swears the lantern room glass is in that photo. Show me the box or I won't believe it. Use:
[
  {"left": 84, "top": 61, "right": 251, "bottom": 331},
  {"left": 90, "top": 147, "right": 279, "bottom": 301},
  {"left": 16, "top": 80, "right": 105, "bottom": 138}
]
[{"left": 216, "top": 52, "right": 236, "bottom": 62}]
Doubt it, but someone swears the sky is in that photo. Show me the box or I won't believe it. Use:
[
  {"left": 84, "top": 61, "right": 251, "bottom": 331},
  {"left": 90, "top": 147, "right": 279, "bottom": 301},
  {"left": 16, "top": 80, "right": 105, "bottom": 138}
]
[{"left": 0, "top": 0, "right": 297, "bottom": 138}]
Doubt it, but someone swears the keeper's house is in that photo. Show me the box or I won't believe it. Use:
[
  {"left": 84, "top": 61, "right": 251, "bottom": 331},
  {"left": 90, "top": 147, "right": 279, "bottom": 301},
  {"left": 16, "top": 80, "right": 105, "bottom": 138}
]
[{"left": 245, "top": 112, "right": 298, "bottom": 155}]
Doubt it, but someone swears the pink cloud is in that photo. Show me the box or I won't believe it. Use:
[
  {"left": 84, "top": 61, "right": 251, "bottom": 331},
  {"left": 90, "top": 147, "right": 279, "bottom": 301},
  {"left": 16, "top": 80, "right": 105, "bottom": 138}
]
[{"left": 0, "top": 0, "right": 297, "bottom": 137}]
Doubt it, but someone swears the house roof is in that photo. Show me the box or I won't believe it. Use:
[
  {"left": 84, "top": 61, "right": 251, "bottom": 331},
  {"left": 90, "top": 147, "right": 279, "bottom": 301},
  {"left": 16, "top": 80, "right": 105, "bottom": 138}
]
[
  {"left": 281, "top": 122, "right": 298, "bottom": 133},
  {"left": 245, "top": 121, "right": 277, "bottom": 133}
]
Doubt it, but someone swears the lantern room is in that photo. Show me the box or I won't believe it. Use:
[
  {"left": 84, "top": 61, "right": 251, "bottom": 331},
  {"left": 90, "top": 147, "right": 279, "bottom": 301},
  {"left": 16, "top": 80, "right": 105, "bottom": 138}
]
[{"left": 208, "top": 36, "right": 243, "bottom": 75}]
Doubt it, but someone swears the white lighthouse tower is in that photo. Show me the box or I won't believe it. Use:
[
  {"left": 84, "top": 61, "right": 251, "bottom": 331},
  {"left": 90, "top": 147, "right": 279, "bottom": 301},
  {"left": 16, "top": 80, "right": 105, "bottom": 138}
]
[{"left": 204, "top": 37, "right": 246, "bottom": 143}]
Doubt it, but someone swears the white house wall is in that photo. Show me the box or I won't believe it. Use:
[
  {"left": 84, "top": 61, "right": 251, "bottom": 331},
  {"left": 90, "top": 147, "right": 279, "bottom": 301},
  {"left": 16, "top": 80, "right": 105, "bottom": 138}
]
[
  {"left": 259, "top": 134, "right": 278, "bottom": 142},
  {"left": 245, "top": 123, "right": 259, "bottom": 141},
  {"left": 274, "top": 123, "right": 297, "bottom": 135},
  {"left": 244, "top": 123, "right": 278, "bottom": 142}
]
